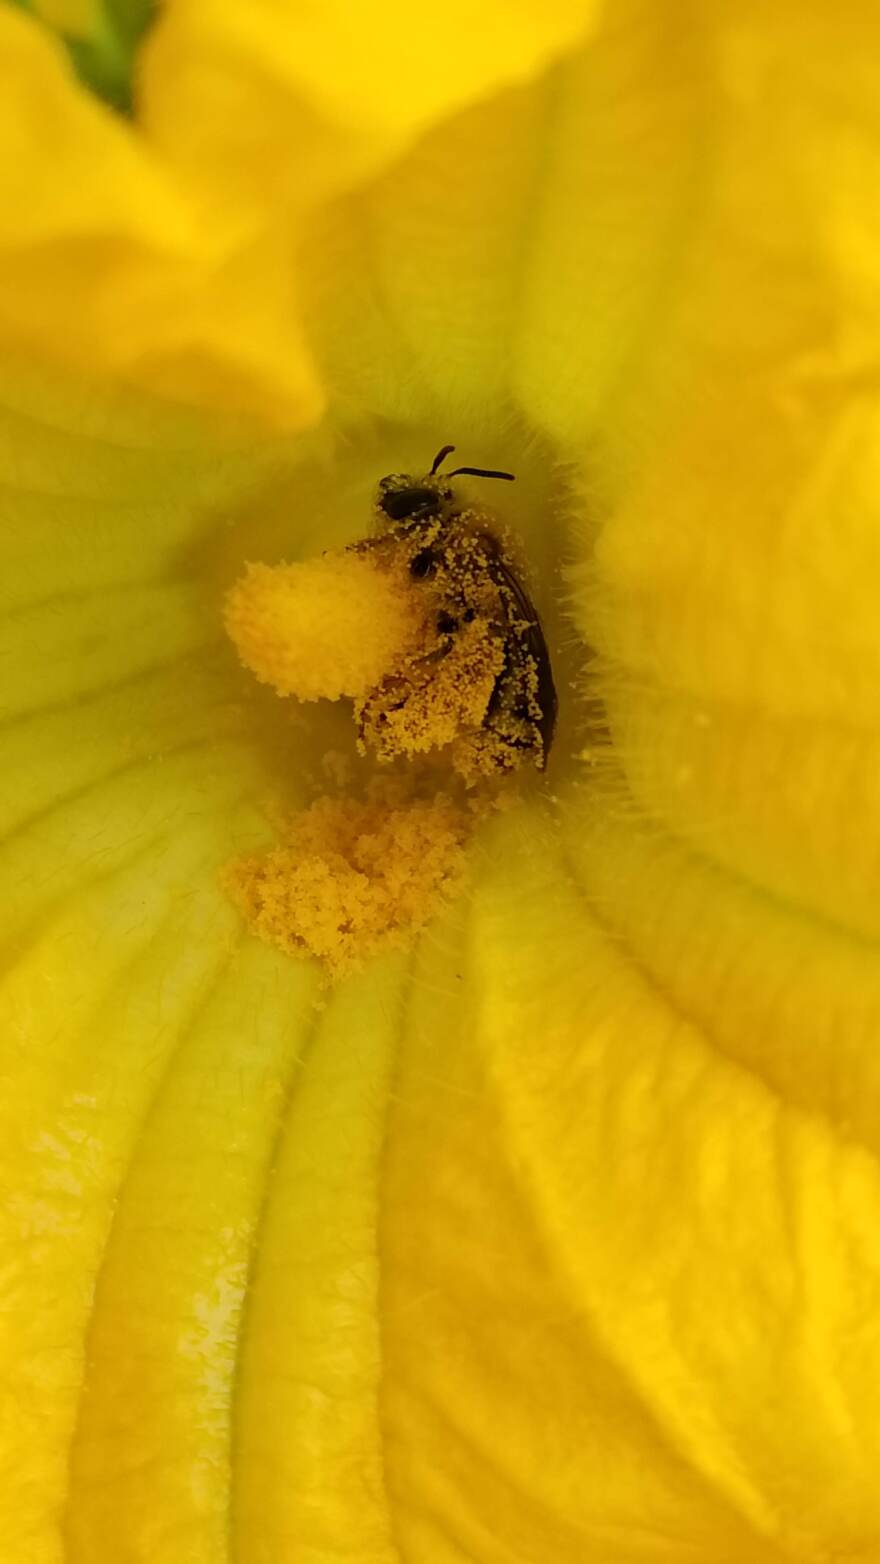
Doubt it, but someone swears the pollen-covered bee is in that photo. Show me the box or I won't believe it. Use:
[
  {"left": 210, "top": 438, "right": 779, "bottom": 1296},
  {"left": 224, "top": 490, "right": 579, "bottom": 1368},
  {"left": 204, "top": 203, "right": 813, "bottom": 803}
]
[{"left": 349, "top": 444, "right": 557, "bottom": 782}]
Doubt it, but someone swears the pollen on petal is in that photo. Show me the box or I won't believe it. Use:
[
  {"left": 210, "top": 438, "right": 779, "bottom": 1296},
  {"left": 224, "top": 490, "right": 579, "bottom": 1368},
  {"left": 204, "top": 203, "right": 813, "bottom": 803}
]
[
  {"left": 222, "top": 791, "right": 468, "bottom": 972},
  {"left": 224, "top": 553, "right": 428, "bottom": 700}
]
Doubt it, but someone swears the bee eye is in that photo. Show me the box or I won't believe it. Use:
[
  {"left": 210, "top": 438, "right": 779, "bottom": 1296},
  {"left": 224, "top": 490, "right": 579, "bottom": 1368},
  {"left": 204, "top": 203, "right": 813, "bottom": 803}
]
[
  {"left": 409, "top": 549, "right": 436, "bottom": 580},
  {"left": 436, "top": 611, "right": 458, "bottom": 635},
  {"left": 380, "top": 485, "right": 439, "bottom": 521}
]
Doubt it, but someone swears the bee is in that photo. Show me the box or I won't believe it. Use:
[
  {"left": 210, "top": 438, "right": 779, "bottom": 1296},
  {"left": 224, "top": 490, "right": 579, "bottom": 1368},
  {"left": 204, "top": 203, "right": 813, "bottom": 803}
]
[{"left": 350, "top": 444, "right": 557, "bottom": 779}]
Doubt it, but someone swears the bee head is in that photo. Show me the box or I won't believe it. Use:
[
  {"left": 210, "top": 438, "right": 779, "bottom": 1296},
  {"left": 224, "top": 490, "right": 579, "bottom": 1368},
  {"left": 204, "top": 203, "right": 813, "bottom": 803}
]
[
  {"left": 376, "top": 473, "right": 452, "bottom": 525},
  {"left": 376, "top": 444, "right": 515, "bottom": 528}
]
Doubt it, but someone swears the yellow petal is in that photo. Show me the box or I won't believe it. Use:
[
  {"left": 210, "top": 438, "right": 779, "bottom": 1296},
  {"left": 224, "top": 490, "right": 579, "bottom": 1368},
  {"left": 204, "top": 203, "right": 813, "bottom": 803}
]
[
  {"left": 0, "top": 9, "right": 321, "bottom": 425},
  {"left": 580, "top": 384, "right": 880, "bottom": 945},
  {"left": 516, "top": 0, "right": 880, "bottom": 461},
  {"left": 300, "top": 0, "right": 705, "bottom": 433},
  {"left": 0, "top": 362, "right": 301, "bottom": 1555},
  {"left": 141, "top": 0, "right": 599, "bottom": 226},
  {"left": 0, "top": 0, "right": 600, "bottom": 427}
]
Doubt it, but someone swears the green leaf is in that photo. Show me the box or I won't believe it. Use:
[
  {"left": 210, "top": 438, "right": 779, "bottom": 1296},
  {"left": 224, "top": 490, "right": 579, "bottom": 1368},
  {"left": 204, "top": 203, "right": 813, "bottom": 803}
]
[{"left": 3, "top": 0, "right": 157, "bottom": 115}]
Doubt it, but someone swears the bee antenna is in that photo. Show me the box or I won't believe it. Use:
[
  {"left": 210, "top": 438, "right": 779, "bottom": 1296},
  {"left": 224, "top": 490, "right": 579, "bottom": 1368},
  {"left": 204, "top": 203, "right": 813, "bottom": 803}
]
[
  {"left": 430, "top": 444, "right": 456, "bottom": 475},
  {"left": 447, "top": 465, "right": 516, "bottom": 482}
]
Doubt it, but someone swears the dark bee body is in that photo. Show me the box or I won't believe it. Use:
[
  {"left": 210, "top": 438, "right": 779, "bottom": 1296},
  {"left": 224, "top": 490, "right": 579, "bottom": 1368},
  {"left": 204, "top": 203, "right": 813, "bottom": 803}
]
[
  {"left": 477, "top": 530, "right": 558, "bottom": 763},
  {"left": 352, "top": 446, "right": 557, "bottom": 777}
]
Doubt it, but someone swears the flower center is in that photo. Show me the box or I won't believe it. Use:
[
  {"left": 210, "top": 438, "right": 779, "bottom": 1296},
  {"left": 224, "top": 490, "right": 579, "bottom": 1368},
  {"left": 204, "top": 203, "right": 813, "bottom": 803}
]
[{"left": 218, "top": 428, "right": 567, "bottom": 973}]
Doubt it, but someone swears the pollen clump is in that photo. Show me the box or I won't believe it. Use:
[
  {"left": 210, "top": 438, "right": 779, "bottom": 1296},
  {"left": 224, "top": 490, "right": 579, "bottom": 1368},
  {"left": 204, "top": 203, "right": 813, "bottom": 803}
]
[
  {"left": 224, "top": 553, "right": 428, "bottom": 700},
  {"left": 357, "top": 616, "right": 505, "bottom": 763},
  {"left": 223, "top": 791, "right": 468, "bottom": 973}
]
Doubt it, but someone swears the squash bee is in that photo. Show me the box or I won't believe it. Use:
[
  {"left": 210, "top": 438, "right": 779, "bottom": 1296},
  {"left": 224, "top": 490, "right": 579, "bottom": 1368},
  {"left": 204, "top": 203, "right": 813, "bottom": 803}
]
[{"left": 350, "top": 445, "right": 557, "bottom": 779}]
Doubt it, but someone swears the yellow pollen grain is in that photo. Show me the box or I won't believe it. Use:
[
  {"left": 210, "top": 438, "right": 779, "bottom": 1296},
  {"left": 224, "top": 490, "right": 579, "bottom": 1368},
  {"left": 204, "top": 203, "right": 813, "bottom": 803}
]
[
  {"left": 223, "top": 793, "right": 468, "bottom": 973},
  {"left": 224, "top": 553, "right": 428, "bottom": 700}
]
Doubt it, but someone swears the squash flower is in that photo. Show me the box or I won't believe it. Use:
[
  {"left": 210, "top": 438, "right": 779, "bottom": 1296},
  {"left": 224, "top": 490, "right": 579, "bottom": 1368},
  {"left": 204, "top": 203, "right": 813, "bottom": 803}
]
[{"left": 3, "top": 1, "right": 880, "bottom": 1560}]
